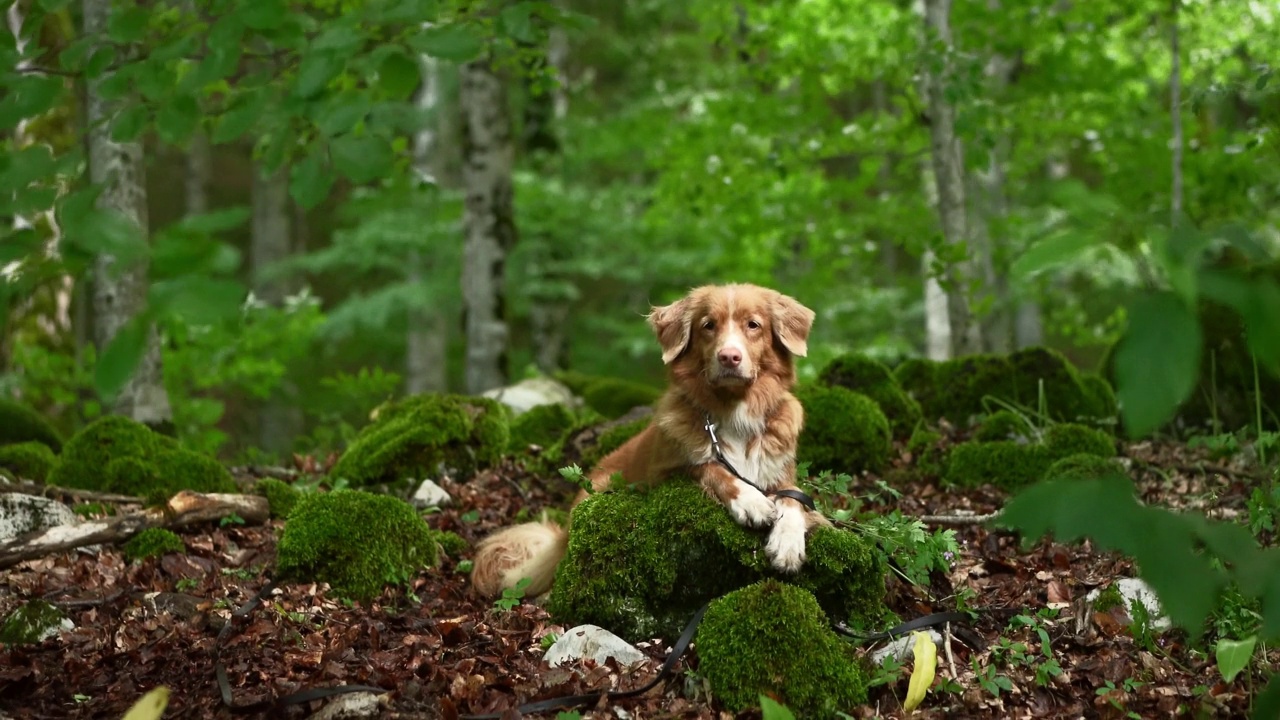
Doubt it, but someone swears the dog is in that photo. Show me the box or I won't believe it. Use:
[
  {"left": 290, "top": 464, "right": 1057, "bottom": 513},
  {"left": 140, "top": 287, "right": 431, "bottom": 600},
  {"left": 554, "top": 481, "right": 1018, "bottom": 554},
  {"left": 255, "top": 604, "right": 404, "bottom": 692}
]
[{"left": 471, "top": 283, "right": 828, "bottom": 598}]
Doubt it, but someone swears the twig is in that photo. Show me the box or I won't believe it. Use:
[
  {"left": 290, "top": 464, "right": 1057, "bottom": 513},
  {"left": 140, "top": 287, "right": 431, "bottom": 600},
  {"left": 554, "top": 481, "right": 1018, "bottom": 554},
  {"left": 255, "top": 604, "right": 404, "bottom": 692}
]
[
  {"left": 0, "top": 479, "right": 143, "bottom": 504},
  {"left": 919, "top": 512, "right": 1000, "bottom": 526},
  {"left": 944, "top": 622, "right": 956, "bottom": 677}
]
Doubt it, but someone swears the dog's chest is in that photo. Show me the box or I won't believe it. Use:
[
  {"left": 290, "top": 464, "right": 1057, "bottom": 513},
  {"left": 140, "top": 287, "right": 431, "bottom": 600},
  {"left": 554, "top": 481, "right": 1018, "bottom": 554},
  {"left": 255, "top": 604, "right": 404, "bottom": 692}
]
[{"left": 710, "top": 406, "right": 789, "bottom": 489}]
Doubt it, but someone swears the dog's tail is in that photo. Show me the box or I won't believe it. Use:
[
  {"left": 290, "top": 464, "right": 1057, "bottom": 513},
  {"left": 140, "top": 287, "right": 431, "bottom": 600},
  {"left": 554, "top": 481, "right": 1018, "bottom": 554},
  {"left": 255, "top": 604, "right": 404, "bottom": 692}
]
[{"left": 471, "top": 515, "right": 569, "bottom": 598}]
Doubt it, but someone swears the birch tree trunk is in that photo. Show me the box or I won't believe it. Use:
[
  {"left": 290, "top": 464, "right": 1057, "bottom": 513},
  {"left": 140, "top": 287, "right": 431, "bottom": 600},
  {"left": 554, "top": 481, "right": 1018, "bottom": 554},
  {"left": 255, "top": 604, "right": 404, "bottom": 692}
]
[
  {"left": 250, "top": 165, "right": 300, "bottom": 453},
  {"left": 920, "top": 163, "right": 952, "bottom": 361},
  {"left": 920, "top": 0, "right": 981, "bottom": 357},
  {"left": 84, "top": 0, "right": 172, "bottom": 426},
  {"left": 459, "top": 58, "right": 517, "bottom": 395},
  {"left": 406, "top": 51, "right": 449, "bottom": 395}
]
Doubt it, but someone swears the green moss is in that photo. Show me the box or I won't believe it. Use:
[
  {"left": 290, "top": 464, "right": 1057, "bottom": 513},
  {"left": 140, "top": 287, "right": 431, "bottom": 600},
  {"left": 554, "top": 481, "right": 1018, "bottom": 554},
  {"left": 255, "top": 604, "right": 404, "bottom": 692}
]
[
  {"left": 330, "top": 393, "right": 510, "bottom": 488},
  {"left": 945, "top": 422, "right": 1116, "bottom": 490},
  {"left": 72, "top": 502, "right": 112, "bottom": 518},
  {"left": 506, "top": 403, "right": 578, "bottom": 455},
  {"left": 256, "top": 478, "right": 303, "bottom": 519},
  {"left": 434, "top": 530, "right": 468, "bottom": 557},
  {"left": 545, "top": 482, "right": 885, "bottom": 642},
  {"left": 796, "top": 385, "right": 892, "bottom": 475},
  {"left": 1094, "top": 582, "right": 1125, "bottom": 612},
  {"left": 973, "top": 411, "right": 1033, "bottom": 442},
  {"left": 1043, "top": 423, "right": 1115, "bottom": 458},
  {"left": 581, "top": 378, "right": 662, "bottom": 419},
  {"left": 932, "top": 354, "right": 1018, "bottom": 424},
  {"left": 819, "top": 354, "right": 923, "bottom": 438},
  {"left": 123, "top": 528, "right": 186, "bottom": 561},
  {"left": 1045, "top": 453, "right": 1127, "bottom": 482},
  {"left": 1008, "top": 347, "right": 1114, "bottom": 425},
  {"left": 0, "top": 441, "right": 57, "bottom": 482},
  {"left": 1080, "top": 374, "right": 1119, "bottom": 420},
  {"left": 579, "top": 415, "right": 651, "bottom": 471},
  {"left": 0, "top": 399, "right": 64, "bottom": 453},
  {"left": 275, "top": 489, "right": 438, "bottom": 602},
  {"left": 696, "top": 580, "right": 868, "bottom": 717},
  {"left": 47, "top": 416, "right": 236, "bottom": 501},
  {"left": 0, "top": 600, "right": 68, "bottom": 645},
  {"left": 905, "top": 426, "right": 946, "bottom": 478},
  {"left": 552, "top": 369, "right": 598, "bottom": 395}
]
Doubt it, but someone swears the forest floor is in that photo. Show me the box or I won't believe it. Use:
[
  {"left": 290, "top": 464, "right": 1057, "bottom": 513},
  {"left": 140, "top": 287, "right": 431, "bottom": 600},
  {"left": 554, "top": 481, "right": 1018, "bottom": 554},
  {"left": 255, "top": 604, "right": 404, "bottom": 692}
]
[{"left": 0, "top": 435, "right": 1267, "bottom": 720}]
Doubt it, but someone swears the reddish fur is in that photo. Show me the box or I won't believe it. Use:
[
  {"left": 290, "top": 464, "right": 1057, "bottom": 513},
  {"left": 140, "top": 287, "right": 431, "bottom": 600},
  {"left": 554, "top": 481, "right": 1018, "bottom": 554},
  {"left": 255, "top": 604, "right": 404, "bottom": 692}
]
[{"left": 471, "top": 283, "right": 826, "bottom": 599}]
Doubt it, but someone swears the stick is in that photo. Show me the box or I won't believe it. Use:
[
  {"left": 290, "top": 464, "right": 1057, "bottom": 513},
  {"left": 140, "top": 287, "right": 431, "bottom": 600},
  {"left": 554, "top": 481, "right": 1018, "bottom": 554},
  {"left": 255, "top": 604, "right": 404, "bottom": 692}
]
[
  {"left": 919, "top": 512, "right": 1000, "bottom": 526},
  {"left": 0, "top": 478, "right": 144, "bottom": 504}
]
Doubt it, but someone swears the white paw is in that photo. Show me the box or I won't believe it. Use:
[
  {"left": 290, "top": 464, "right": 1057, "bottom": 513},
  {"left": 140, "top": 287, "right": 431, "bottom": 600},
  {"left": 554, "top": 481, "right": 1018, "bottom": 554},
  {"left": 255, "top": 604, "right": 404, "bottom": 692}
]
[
  {"left": 766, "top": 508, "right": 808, "bottom": 573},
  {"left": 728, "top": 484, "right": 777, "bottom": 528}
]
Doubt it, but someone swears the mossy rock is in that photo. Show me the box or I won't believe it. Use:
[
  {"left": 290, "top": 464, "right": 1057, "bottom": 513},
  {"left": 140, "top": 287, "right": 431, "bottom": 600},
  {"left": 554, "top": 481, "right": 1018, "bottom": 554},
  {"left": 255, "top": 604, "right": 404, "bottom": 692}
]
[
  {"left": 0, "top": 441, "right": 57, "bottom": 483},
  {"left": 551, "top": 370, "right": 599, "bottom": 396},
  {"left": 1045, "top": 453, "right": 1127, "bottom": 482},
  {"left": 818, "top": 354, "right": 923, "bottom": 439},
  {"left": 905, "top": 426, "right": 946, "bottom": 479},
  {"left": 578, "top": 415, "right": 651, "bottom": 471},
  {"left": 506, "top": 403, "right": 578, "bottom": 455},
  {"left": 944, "top": 422, "right": 1116, "bottom": 490},
  {"left": 0, "top": 399, "right": 63, "bottom": 453},
  {"left": 972, "top": 410, "right": 1034, "bottom": 443},
  {"left": 275, "top": 489, "right": 438, "bottom": 602},
  {"left": 1008, "top": 347, "right": 1115, "bottom": 425},
  {"left": 933, "top": 354, "right": 1018, "bottom": 424},
  {"left": 330, "top": 393, "right": 510, "bottom": 488},
  {"left": 0, "top": 600, "right": 69, "bottom": 645},
  {"left": 893, "top": 358, "right": 940, "bottom": 417},
  {"left": 255, "top": 478, "right": 303, "bottom": 519},
  {"left": 46, "top": 416, "right": 236, "bottom": 502},
  {"left": 123, "top": 528, "right": 186, "bottom": 561},
  {"left": 580, "top": 378, "right": 662, "bottom": 420},
  {"left": 795, "top": 385, "right": 892, "bottom": 475},
  {"left": 696, "top": 580, "right": 869, "bottom": 717},
  {"left": 545, "top": 482, "right": 886, "bottom": 643}
]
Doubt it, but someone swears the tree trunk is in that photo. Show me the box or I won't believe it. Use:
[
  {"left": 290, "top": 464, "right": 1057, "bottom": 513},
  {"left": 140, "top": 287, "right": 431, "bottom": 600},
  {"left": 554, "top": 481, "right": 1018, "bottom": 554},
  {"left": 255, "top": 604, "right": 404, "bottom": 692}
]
[
  {"left": 84, "top": 0, "right": 172, "bottom": 426},
  {"left": 920, "top": 0, "right": 980, "bottom": 357},
  {"left": 250, "top": 165, "right": 300, "bottom": 453},
  {"left": 459, "top": 57, "right": 517, "bottom": 394},
  {"left": 1169, "top": 0, "right": 1183, "bottom": 226},
  {"left": 185, "top": 131, "right": 211, "bottom": 216}
]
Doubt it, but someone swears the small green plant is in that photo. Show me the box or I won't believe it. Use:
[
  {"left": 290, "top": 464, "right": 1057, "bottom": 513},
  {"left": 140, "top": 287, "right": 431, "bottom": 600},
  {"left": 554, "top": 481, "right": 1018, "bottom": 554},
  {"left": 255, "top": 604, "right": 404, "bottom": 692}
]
[
  {"left": 867, "top": 653, "right": 907, "bottom": 688},
  {"left": 219, "top": 513, "right": 246, "bottom": 527},
  {"left": 175, "top": 577, "right": 199, "bottom": 592},
  {"left": 123, "top": 528, "right": 186, "bottom": 562},
  {"left": 460, "top": 509, "right": 480, "bottom": 524},
  {"left": 495, "top": 577, "right": 532, "bottom": 611},
  {"left": 456, "top": 559, "right": 474, "bottom": 574},
  {"left": 856, "top": 512, "right": 958, "bottom": 587},
  {"left": 1096, "top": 678, "right": 1145, "bottom": 718},
  {"left": 1187, "top": 432, "right": 1242, "bottom": 459},
  {"left": 540, "top": 632, "right": 559, "bottom": 650},
  {"left": 554, "top": 712, "right": 582, "bottom": 720},
  {"left": 972, "top": 659, "right": 1013, "bottom": 697}
]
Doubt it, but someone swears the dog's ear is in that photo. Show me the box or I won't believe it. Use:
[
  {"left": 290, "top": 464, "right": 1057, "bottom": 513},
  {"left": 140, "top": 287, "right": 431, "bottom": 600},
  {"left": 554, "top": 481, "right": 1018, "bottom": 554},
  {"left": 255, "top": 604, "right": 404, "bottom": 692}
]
[
  {"left": 647, "top": 296, "right": 693, "bottom": 365},
  {"left": 771, "top": 293, "right": 816, "bottom": 357}
]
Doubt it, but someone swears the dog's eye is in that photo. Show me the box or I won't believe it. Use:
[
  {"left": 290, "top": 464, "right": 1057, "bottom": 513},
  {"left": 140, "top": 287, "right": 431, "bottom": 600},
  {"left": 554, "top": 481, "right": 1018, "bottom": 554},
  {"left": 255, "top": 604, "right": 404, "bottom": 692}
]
[
  {"left": 703, "top": 320, "right": 716, "bottom": 331},
  {"left": 747, "top": 320, "right": 762, "bottom": 330}
]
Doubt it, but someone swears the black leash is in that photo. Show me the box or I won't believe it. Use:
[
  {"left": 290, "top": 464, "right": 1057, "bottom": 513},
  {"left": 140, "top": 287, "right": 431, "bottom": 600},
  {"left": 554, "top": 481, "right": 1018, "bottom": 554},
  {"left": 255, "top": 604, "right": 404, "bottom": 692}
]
[{"left": 703, "top": 414, "right": 817, "bottom": 511}]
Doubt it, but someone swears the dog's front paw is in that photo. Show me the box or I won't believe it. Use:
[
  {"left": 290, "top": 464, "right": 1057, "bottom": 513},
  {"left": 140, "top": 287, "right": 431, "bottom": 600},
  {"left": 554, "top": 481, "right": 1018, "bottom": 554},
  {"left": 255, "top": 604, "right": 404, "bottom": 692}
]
[
  {"left": 766, "top": 508, "right": 808, "bottom": 573},
  {"left": 728, "top": 484, "right": 776, "bottom": 528}
]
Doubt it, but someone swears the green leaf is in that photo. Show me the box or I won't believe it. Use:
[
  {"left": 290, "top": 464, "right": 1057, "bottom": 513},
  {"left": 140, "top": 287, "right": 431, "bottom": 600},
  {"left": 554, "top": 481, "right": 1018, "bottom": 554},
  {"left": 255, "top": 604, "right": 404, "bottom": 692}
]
[
  {"left": 1216, "top": 636, "right": 1257, "bottom": 683},
  {"left": 238, "top": 0, "right": 287, "bottom": 31},
  {"left": 313, "top": 94, "right": 371, "bottom": 137},
  {"left": 377, "top": 49, "right": 421, "bottom": 100},
  {"left": 155, "top": 96, "right": 200, "bottom": 145},
  {"left": 289, "top": 151, "right": 335, "bottom": 209},
  {"left": 58, "top": 36, "right": 95, "bottom": 71},
  {"left": 0, "top": 76, "right": 64, "bottom": 130},
  {"left": 107, "top": 6, "right": 150, "bottom": 44},
  {"left": 330, "top": 134, "right": 394, "bottom": 185},
  {"left": 499, "top": 2, "right": 538, "bottom": 43},
  {"left": 412, "top": 24, "right": 484, "bottom": 62},
  {"left": 94, "top": 314, "right": 150, "bottom": 404},
  {"left": 182, "top": 45, "right": 241, "bottom": 91},
  {"left": 312, "top": 24, "right": 363, "bottom": 52},
  {"left": 213, "top": 92, "right": 268, "bottom": 144},
  {"left": 1200, "top": 270, "right": 1280, "bottom": 374},
  {"left": 149, "top": 278, "right": 247, "bottom": 325},
  {"left": 1011, "top": 231, "right": 1091, "bottom": 279},
  {"left": 1114, "top": 292, "right": 1201, "bottom": 438},
  {"left": 294, "top": 51, "right": 347, "bottom": 99},
  {"left": 84, "top": 46, "right": 117, "bottom": 80},
  {"left": 110, "top": 105, "right": 150, "bottom": 142},
  {"left": 173, "top": 207, "right": 252, "bottom": 235},
  {"left": 759, "top": 696, "right": 796, "bottom": 720}
]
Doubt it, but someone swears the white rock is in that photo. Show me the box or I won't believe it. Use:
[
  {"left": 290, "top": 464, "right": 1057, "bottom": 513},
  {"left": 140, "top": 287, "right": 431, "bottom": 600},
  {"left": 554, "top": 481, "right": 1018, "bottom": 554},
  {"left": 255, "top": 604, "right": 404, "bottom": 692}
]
[
  {"left": 869, "top": 629, "right": 944, "bottom": 666},
  {"left": 543, "top": 624, "right": 648, "bottom": 669},
  {"left": 306, "top": 691, "right": 385, "bottom": 719},
  {"left": 410, "top": 479, "right": 452, "bottom": 509},
  {"left": 482, "top": 377, "right": 578, "bottom": 416},
  {"left": 1086, "top": 577, "right": 1171, "bottom": 631},
  {"left": 0, "top": 493, "right": 79, "bottom": 541}
]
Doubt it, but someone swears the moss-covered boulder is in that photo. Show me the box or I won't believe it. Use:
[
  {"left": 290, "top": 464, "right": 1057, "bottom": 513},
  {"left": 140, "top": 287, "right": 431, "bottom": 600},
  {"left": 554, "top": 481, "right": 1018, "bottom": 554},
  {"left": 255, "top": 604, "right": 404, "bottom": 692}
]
[
  {"left": 0, "top": 399, "right": 64, "bottom": 453},
  {"left": 796, "top": 385, "right": 892, "bottom": 475},
  {"left": 275, "top": 489, "right": 438, "bottom": 602},
  {"left": 255, "top": 478, "right": 303, "bottom": 519},
  {"left": 944, "top": 422, "right": 1116, "bottom": 490},
  {"left": 330, "top": 393, "right": 509, "bottom": 488},
  {"left": 0, "top": 599, "right": 71, "bottom": 645},
  {"left": 905, "top": 426, "right": 946, "bottom": 479},
  {"left": 696, "top": 580, "right": 869, "bottom": 717},
  {"left": 545, "top": 482, "right": 885, "bottom": 643},
  {"left": 0, "top": 441, "right": 57, "bottom": 483},
  {"left": 1008, "top": 347, "right": 1115, "bottom": 424},
  {"left": 818, "top": 354, "right": 923, "bottom": 439},
  {"left": 972, "top": 410, "right": 1034, "bottom": 442},
  {"left": 506, "top": 403, "right": 578, "bottom": 455},
  {"left": 123, "top": 528, "right": 186, "bottom": 561},
  {"left": 1044, "top": 453, "right": 1127, "bottom": 482},
  {"left": 46, "top": 416, "right": 236, "bottom": 501},
  {"left": 581, "top": 378, "right": 662, "bottom": 419}
]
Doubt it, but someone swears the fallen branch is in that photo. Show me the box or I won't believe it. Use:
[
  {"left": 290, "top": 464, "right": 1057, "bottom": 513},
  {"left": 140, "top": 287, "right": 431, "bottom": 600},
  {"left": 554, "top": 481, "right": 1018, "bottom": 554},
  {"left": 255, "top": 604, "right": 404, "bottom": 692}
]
[
  {"left": 0, "top": 478, "right": 144, "bottom": 505},
  {"left": 0, "top": 491, "right": 269, "bottom": 570},
  {"left": 920, "top": 512, "right": 1000, "bottom": 526}
]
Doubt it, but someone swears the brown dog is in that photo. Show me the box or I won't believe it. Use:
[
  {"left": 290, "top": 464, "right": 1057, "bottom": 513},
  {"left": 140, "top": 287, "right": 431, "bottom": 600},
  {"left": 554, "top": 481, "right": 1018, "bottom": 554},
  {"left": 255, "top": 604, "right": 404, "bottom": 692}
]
[{"left": 472, "top": 283, "right": 828, "bottom": 598}]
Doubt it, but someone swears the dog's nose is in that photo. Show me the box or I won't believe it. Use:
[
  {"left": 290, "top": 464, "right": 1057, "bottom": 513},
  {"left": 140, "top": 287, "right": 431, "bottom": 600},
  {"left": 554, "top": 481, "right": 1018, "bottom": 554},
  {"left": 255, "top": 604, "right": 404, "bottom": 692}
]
[{"left": 718, "top": 348, "right": 742, "bottom": 367}]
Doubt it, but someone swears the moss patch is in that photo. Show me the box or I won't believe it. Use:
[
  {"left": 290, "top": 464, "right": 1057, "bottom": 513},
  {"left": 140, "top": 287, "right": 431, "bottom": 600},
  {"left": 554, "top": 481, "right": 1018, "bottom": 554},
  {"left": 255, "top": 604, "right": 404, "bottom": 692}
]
[
  {"left": 819, "top": 354, "right": 923, "bottom": 439},
  {"left": 905, "top": 426, "right": 946, "bottom": 479},
  {"left": 275, "top": 489, "right": 438, "bottom": 602},
  {"left": 506, "top": 403, "right": 578, "bottom": 455},
  {"left": 545, "top": 482, "right": 885, "bottom": 643},
  {"left": 580, "top": 378, "right": 662, "bottom": 419},
  {"left": 944, "top": 422, "right": 1117, "bottom": 490},
  {"left": 0, "top": 441, "right": 57, "bottom": 483},
  {"left": 255, "top": 478, "right": 303, "bottom": 519},
  {"left": 796, "top": 385, "right": 892, "bottom": 475},
  {"left": 123, "top": 528, "right": 186, "bottom": 561},
  {"left": 46, "top": 416, "right": 236, "bottom": 502},
  {"left": 696, "top": 580, "right": 869, "bottom": 717},
  {"left": 973, "top": 411, "right": 1034, "bottom": 442},
  {"left": 330, "top": 393, "right": 509, "bottom": 488},
  {"left": 0, "top": 599, "right": 69, "bottom": 645},
  {"left": 1009, "top": 347, "right": 1115, "bottom": 424},
  {"left": 0, "top": 399, "right": 64, "bottom": 453},
  {"left": 1045, "top": 453, "right": 1127, "bottom": 482}
]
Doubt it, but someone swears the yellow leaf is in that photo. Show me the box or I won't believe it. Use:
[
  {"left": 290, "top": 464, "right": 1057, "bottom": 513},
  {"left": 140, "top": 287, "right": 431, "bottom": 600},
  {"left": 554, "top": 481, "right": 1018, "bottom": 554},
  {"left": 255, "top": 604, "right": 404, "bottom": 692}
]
[
  {"left": 903, "top": 631, "right": 937, "bottom": 713},
  {"left": 121, "top": 687, "right": 170, "bottom": 720}
]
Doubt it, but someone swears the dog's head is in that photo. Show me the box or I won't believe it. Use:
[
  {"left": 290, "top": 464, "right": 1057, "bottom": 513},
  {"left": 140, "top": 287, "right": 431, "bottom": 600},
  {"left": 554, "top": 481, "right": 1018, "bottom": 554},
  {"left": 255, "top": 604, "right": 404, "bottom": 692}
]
[{"left": 647, "top": 283, "right": 815, "bottom": 390}]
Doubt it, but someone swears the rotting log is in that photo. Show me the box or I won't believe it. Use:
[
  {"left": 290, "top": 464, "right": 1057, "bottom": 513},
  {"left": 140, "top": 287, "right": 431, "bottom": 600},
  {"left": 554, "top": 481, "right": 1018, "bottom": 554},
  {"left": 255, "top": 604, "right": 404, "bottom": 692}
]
[{"left": 0, "top": 491, "right": 269, "bottom": 569}]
